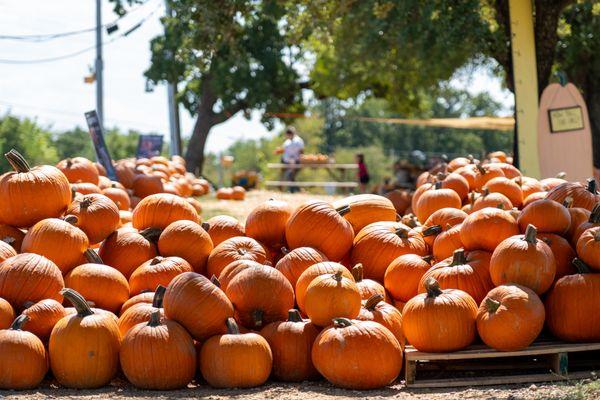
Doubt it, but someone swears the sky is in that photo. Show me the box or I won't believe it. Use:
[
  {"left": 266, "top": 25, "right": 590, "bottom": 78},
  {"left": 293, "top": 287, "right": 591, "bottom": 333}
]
[{"left": 0, "top": 0, "right": 514, "bottom": 154}]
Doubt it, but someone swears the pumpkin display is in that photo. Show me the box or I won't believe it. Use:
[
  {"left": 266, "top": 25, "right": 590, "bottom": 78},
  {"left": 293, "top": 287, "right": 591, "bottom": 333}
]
[
  {"left": 0, "top": 315, "right": 48, "bottom": 389},
  {"left": 295, "top": 262, "right": 354, "bottom": 313},
  {"left": 225, "top": 263, "right": 294, "bottom": 329},
  {"left": 403, "top": 278, "right": 478, "bottom": 352},
  {"left": 384, "top": 254, "right": 432, "bottom": 303},
  {"left": 460, "top": 207, "right": 519, "bottom": 252},
  {"left": 120, "top": 309, "right": 196, "bottom": 390},
  {"left": 351, "top": 221, "right": 427, "bottom": 281},
  {"left": 132, "top": 193, "right": 199, "bottom": 230},
  {"left": 163, "top": 272, "right": 234, "bottom": 340},
  {"left": 49, "top": 289, "right": 121, "bottom": 389},
  {"left": 576, "top": 226, "right": 600, "bottom": 272},
  {"left": 57, "top": 157, "right": 99, "bottom": 185},
  {"left": 260, "top": 309, "right": 320, "bottom": 382},
  {"left": 0, "top": 150, "right": 71, "bottom": 228},
  {"left": 357, "top": 294, "right": 405, "bottom": 348},
  {"left": 352, "top": 264, "right": 388, "bottom": 301},
  {"left": 0, "top": 240, "right": 17, "bottom": 263},
  {"left": 414, "top": 182, "right": 462, "bottom": 223},
  {"left": 0, "top": 297, "right": 14, "bottom": 329},
  {"left": 21, "top": 217, "right": 89, "bottom": 274},
  {"left": 546, "top": 179, "right": 599, "bottom": 211},
  {"left": 517, "top": 199, "right": 571, "bottom": 235},
  {"left": 275, "top": 247, "right": 328, "bottom": 287},
  {"left": 304, "top": 270, "right": 362, "bottom": 327},
  {"left": 483, "top": 176, "right": 524, "bottom": 208},
  {"left": 98, "top": 228, "right": 158, "bottom": 279},
  {"left": 200, "top": 318, "right": 272, "bottom": 388},
  {"left": 489, "top": 225, "right": 556, "bottom": 294},
  {"left": 332, "top": 194, "right": 397, "bottom": 234},
  {"left": 477, "top": 284, "right": 545, "bottom": 351},
  {"left": 285, "top": 200, "right": 354, "bottom": 261},
  {"left": 65, "top": 193, "right": 120, "bottom": 244},
  {"left": 157, "top": 220, "right": 213, "bottom": 274},
  {"left": 432, "top": 223, "right": 464, "bottom": 261},
  {"left": 312, "top": 318, "right": 403, "bottom": 390},
  {"left": 245, "top": 199, "right": 293, "bottom": 248},
  {"left": 129, "top": 256, "right": 192, "bottom": 296},
  {"left": 206, "top": 236, "right": 269, "bottom": 278},
  {"left": 202, "top": 215, "right": 245, "bottom": 246},
  {"left": 0, "top": 224, "right": 25, "bottom": 251},
  {"left": 22, "top": 299, "right": 67, "bottom": 342},
  {"left": 0, "top": 253, "right": 64, "bottom": 309},
  {"left": 539, "top": 233, "right": 577, "bottom": 280},
  {"left": 118, "top": 286, "right": 166, "bottom": 336}
]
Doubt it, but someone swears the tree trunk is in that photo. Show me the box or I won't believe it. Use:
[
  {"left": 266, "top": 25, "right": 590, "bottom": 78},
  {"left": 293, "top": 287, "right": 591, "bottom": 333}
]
[{"left": 185, "top": 105, "right": 219, "bottom": 176}]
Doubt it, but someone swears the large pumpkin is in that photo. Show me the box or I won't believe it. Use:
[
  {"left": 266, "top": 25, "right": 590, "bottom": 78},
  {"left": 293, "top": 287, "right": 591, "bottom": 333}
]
[
  {"left": 470, "top": 190, "right": 513, "bottom": 212},
  {"left": 483, "top": 177, "right": 524, "bottom": 208},
  {"left": 49, "top": 289, "right": 121, "bottom": 389},
  {"left": 414, "top": 182, "right": 462, "bottom": 223},
  {"left": 539, "top": 233, "right": 577, "bottom": 281},
  {"left": 98, "top": 228, "right": 158, "bottom": 279},
  {"left": 460, "top": 207, "right": 519, "bottom": 252},
  {"left": 517, "top": 199, "right": 571, "bottom": 235},
  {"left": 304, "top": 270, "right": 362, "bottom": 327},
  {"left": 0, "top": 315, "right": 48, "bottom": 389},
  {"left": 66, "top": 194, "right": 120, "bottom": 244},
  {"left": 546, "top": 179, "right": 599, "bottom": 211},
  {"left": 403, "top": 278, "right": 478, "bottom": 352},
  {"left": 332, "top": 194, "right": 397, "bottom": 234},
  {"left": 384, "top": 254, "right": 432, "bottom": 303},
  {"left": 351, "top": 221, "right": 427, "bottom": 282},
  {"left": 275, "top": 247, "right": 328, "bottom": 287},
  {"left": 200, "top": 318, "right": 272, "bottom": 388},
  {"left": 158, "top": 220, "right": 213, "bottom": 274},
  {"left": 259, "top": 309, "right": 320, "bottom": 382},
  {"left": 0, "top": 150, "right": 71, "bottom": 228},
  {"left": 22, "top": 299, "right": 67, "bottom": 342},
  {"left": 477, "top": 284, "right": 545, "bottom": 351},
  {"left": 432, "top": 223, "right": 464, "bottom": 261},
  {"left": 129, "top": 256, "right": 192, "bottom": 295},
  {"left": 285, "top": 200, "right": 354, "bottom": 261},
  {"left": 357, "top": 294, "right": 405, "bottom": 348},
  {"left": 245, "top": 199, "right": 293, "bottom": 248},
  {"left": 489, "top": 225, "right": 556, "bottom": 295},
  {"left": 576, "top": 226, "right": 600, "bottom": 272},
  {"left": 0, "top": 297, "right": 14, "bottom": 329},
  {"left": 120, "top": 309, "right": 196, "bottom": 390},
  {"left": 295, "top": 262, "right": 354, "bottom": 313},
  {"left": 163, "top": 272, "right": 234, "bottom": 341},
  {"left": 132, "top": 193, "right": 199, "bottom": 230},
  {"left": 56, "top": 157, "right": 99, "bottom": 185},
  {"left": 117, "top": 286, "right": 165, "bottom": 336},
  {"left": 101, "top": 186, "right": 131, "bottom": 211},
  {"left": 202, "top": 215, "right": 245, "bottom": 246},
  {"left": 0, "top": 240, "right": 17, "bottom": 263},
  {"left": 312, "top": 318, "right": 403, "bottom": 390},
  {"left": 206, "top": 236, "right": 269, "bottom": 278}
]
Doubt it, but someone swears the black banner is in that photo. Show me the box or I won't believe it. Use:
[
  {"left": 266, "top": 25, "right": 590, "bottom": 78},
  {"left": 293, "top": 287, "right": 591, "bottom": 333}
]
[{"left": 85, "top": 110, "right": 118, "bottom": 180}]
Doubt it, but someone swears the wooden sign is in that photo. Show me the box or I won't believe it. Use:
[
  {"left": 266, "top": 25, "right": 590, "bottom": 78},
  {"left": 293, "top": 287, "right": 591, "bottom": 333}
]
[{"left": 537, "top": 83, "right": 593, "bottom": 183}]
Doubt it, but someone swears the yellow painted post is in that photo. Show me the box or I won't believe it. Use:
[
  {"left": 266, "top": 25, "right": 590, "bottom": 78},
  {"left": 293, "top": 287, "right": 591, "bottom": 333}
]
[{"left": 509, "top": 0, "right": 541, "bottom": 177}]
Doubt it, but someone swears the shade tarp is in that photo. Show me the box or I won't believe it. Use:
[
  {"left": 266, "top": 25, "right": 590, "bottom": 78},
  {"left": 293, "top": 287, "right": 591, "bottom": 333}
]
[{"left": 348, "top": 116, "right": 515, "bottom": 131}]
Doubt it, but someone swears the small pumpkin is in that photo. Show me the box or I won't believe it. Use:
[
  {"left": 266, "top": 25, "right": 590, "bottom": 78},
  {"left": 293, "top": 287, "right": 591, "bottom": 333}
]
[
  {"left": 132, "top": 193, "right": 199, "bottom": 230},
  {"left": 514, "top": 176, "right": 544, "bottom": 200},
  {"left": 304, "top": 270, "right": 362, "bottom": 327},
  {"left": 22, "top": 299, "right": 67, "bottom": 342},
  {"left": 0, "top": 224, "right": 25, "bottom": 251},
  {"left": 421, "top": 207, "right": 467, "bottom": 248},
  {"left": 0, "top": 297, "right": 14, "bottom": 329},
  {"left": 473, "top": 163, "right": 505, "bottom": 191},
  {"left": 522, "top": 191, "right": 547, "bottom": 207},
  {"left": 157, "top": 220, "right": 213, "bottom": 274},
  {"left": 117, "top": 286, "right": 165, "bottom": 336},
  {"left": 384, "top": 254, "right": 432, "bottom": 303},
  {"left": 352, "top": 264, "right": 388, "bottom": 302},
  {"left": 571, "top": 203, "right": 600, "bottom": 245},
  {"left": 384, "top": 189, "right": 412, "bottom": 215},
  {"left": 245, "top": 198, "right": 293, "bottom": 248},
  {"left": 275, "top": 247, "right": 328, "bottom": 287},
  {"left": 132, "top": 173, "right": 164, "bottom": 198},
  {"left": 217, "top": 260, "right": 264, "bottom": 292},
  {"left": 101, "top": 186, "right": 131, "bottom": 211},
  {"left": 539, "top": 233, "right": 577, "bottom": 281},
  {"left": 120, "top": 291, "right": 154, "bottom": 315},
  {"left": 295, "top": 262, "right": 354, "bottom": 313},
  {"left": 129, "top": 256, "right": 192, "bottom": 296},
  {"left": 332, "top": 194, "right": 397, "bottom": 234},
  {"left": 357, "top": 294, "right": 405, "bottom": 348},
  {"left": 437, "top": 172, "right": 469, "bottom": 200},
  {"left": 98, "top": 228, "right": 158, "bottom": 279},
  {"left": 470, "top": 189, "right": 513, "bottom": 212},
  {"left": 576, "top": 226, "right": 600, "bottom": 272},
  {"left": 483, "top": 176, "right": 523, "bottom": 208},
  {"left": 66, "top": 193, "right": 120, "bottom": 244},
  {"left": 460, "top": 207, "right": 519, "bottom": 252},
  {"left": 414, "top": 181, "right": 462, "bottom": 223},
  {"left": 517, "top": 199, "right": 571, "bottom": 235},
  {"left": 57, "top": 157, "right": 99, "bottom": 185},
  {"left": 206, "top": 236, "right": 269, "bottom": 278},
  {"left": 0, "top": 240, "right": 17, "bottom": 263},
  {"left": 202, "top": 215, "right": 245, "bottom": 246},
  {"left": 432, "top": 223, "right": 464, "bottom": 261}
]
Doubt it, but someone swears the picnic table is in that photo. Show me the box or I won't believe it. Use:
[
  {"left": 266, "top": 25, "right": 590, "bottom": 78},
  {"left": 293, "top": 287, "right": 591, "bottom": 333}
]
[{"left": 265, "top": 163, "right": 358, "bottom": 193}]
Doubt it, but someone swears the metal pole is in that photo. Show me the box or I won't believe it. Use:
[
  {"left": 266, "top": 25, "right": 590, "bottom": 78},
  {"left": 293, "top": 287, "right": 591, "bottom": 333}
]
[
  {"left": 95, "top": 0, "right": 104, "bottom": 127},
  {"left": 165, "top": 0, "right": 181, "bottom": 156}
]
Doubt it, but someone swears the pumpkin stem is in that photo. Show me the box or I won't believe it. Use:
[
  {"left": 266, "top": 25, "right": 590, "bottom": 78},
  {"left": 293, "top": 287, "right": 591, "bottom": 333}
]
[
  {"left": 10, "top": 314, "right": 30, "bottom": 330},
  {"left": 225, "top": 317, "right": 240, "bottom": 334},
  {"left": 434, "top": 181, "right": 442, "bottom": 190},
  {"left": 403, "top": 214, "right": 418, "bottom": 228},
  {"left": 469, "top": 192, "right": 476, "bottom": 206},
  {"left": 5, "top": 149, "right": 31, "bottom": 173},
  {"left": 84, "top": 249, "right": 104, "bottom": 264},
  {"left": 66, "top": 159, "right": 73, "bottom": 168},
  {"left": 424, "top": 277, "right": 443, "bottom": 298},
  {"left": 150, "top": 257, "right": 163, "bottom": 266},
  {"left": 395, "top": 227, "right": 409, "bottom": 239},
  {"left": 252, "top": 309, "right": 264, "bottom": 328},
  {"left": 563, "top": 196, "right": 574, "bottom": 208},
  {"left": 22, "top": 301, "right": 35, "bottom": 309},
  {"left": 586, "top": 178, "right": 597, "bottom": 194},
  {"left": 422, "top": 224, "right": 442, "bottom": 237},
  {"left": 280, "top": 247, "right": 289, "bottom": 255},
  {"left": 572, "top": 258, "right": 592, "bottom": 274},
  {"left": 1, "top": 236, "right": 15, "bottom": 245},
  {"left": 523, "top": 224, "right": 538, "bottom": 244},
  {"left": 436, "top": 172, "right": 447, "bottom": 181},
  {"left": 450, "top": 249, "right": 467, "bottom": 266},
  {"left": 556, "top": 172, "right": 567, "bottom": 179},
  {"left": 333, "top": 270, "right": 344, "bottom": 282},
  {"left": 467, "top": 154, "right": 475, "bottom": 163},
  {"left": 365, "top": 294, "right": 384, "bottom": 311},
  {"left": 594, "top": 229, "right": 600, "bottom": 242},
  {"left": 71, "top": 187, "right": 77, "bottom": 201},
  {"left": 287, "top": 309, "right": 303, "bottom": 323},
  {"left": 496, "top": 203, "right": 505, "bottom": 210},
  {"left": 80, "top": 197, "right": 93, "bottom": 209},
  {"left": 152, "top": 285, "right": 166, "bottom": 308},
  {"left": 201, "top": 222, "right": 210, "bottom": 231},
  {"left": 351, "top": 264, "right": 363, "bottom": 282},
  {"left": 589, "top": 204, "right": 600, "bottom": 223},
  {"left": 60, "top": 288, "right": 94, "bottom": 317},
  {"left": 475, "top": 163, "right": 486, "bottom": 175},
  {"left": 63, "top": 215, "right": 79, "bottom": 225},
  {"left": 485, "top": 297, "right": 501, "bottom": 314},
  {"left": 210, "top": 275, "right": 221, "bottom": 288},
  {"left": 147, "top": 309, "right": 162, "bottom": 327},
  {"left": 237, "top": 248, "right": 247, "bottom": 256},
  {"left": 140, "top": 228, "right": 162, "bottom": 242},
  {"left": 332, "top": 317, "right": 353, "bottom": 328},
  {"left": 337, "top": 205, "right": 351, "bottom": 216},
  {"left": 421, "top": 255, "right": 433, "bottom": 263}
]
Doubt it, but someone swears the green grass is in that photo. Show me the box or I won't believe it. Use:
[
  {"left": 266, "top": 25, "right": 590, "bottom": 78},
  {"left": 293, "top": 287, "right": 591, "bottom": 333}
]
[{"left": 539, "top": 378, "right": 600, "bottom": 400}]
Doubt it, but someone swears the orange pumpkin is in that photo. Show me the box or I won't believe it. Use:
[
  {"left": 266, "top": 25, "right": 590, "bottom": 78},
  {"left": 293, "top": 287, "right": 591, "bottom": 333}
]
[
  {"left": 460, "top": 208, "right": 519, "bottom": 252},
  {"left": 566, "top": 204, "right": 591, "bottom": 244},
  {"left": 202, "top": 215, "right": 245, "bottom": 246},
  {"left": 158, "top": 220, "right": 213, "bottom": 274},
  {"left": 206, "top": 236, "right": 269, "bottom": 278},
  {"left": 115, "top": 160, "right": 137, "bottom": 189},
  {"left": 117, "top": 286, "right": 165, "bottom": 336},
  {"left": 384, "top": 189, "right": 412, "bottom": 215},
  {"left": 437, "top": 172, "right": 469, "bottom": 200},
  {"left": 217, "top": 260, "right": 264, "bottom": 292},
  {"left": 576, "top": 226, "right": 600, "bottom": 272},
  {"left": 71, "top": 182, "right": 102, "bottom": 195},
  {"left": 275, "top": 247, "right": 328, "bottom": 287},
  {"left": 384, "top": 254, "right": 432, "bottom": 303},
  {"left": 351, "top": 264, "right": 388, "bottom": 302},
  {"left": 186, "top": 197, "right": 203, "bottom": 214},
  {"left": 120, "top": 291, "right": 154, "bottom": 315},
  {"left": 571, "top": 203, "right": 600, "bottom": 245},
  {"left": 129, "top": 256, "right": 192, "bottom": 295},
  {"left": 57, "top": 157, "right": 99, "bottom": 185},
  {"left": 471, "top": 190, "right": 513, "bottom": 212},
  {"left": 539, "top": 233, "right": 577, "bottom": 281},
  {"left": 517, "top": 199, "right": 570, "bottom": 235},
  {"left": 522, "top": 191, "right": 547, "bottom": 207},
  {"left": 432, "top": 223, "right": 464, "bottom": 261},
  {"left": 304, "top": 270, "right": 361, "bottom": 327},
  {"left": 66, "top": 193, "right": 120, "bottom": 244},
  {"left": 0, "top": 224, "right": 25, "bottom": 251},
  {"left": 514, "top": 176, "right": 544, "bottom": 199},
  {"left": 483, "top": 176, "right": 523, "bottom": 208},
  {"left": 473, "top": 163, "right": 505, "bottom": 191},
  {"left": 332, "top": 194, "right": 397, "bottom": 234},
  {"left": 414, "top": 182, "right": 462, "bottom": 223},
  {"left": 295, "top": 262, "right": 354, "bottom": 313},
  {"left": 0, "top": 297, "right": 14, "bottom": 329},
  {"left": 357, "top": 294, "right": 405, "bottom": 348},
  {"left": 546, "top": 179, "right": 599, "bottom": 211},
  {"left": 0, "top": 240, "right": 16, "bottom": 263},
  {"left": 231, "top": 186, "right": 246, "bottom": 200},
  {"left": 132, "top": 173, "right": 164, "bottom": 198},
  {"left": 101, "top": 186, "right": 131, "bottom": 211},
  {"left": 98, "top": 228, "right": 158, "bottom": 279},
  {"left": 133, "top": 193, "right": 199, "bottom": 230},
  {"left": 421, "top": 207, "right": 467, "bottom": 247},
  {"left": 22, "top": 299, "right": 67, "bottom": 342},
  {"left": 245, "top": 199, "right": 292, "bottom": 248}
]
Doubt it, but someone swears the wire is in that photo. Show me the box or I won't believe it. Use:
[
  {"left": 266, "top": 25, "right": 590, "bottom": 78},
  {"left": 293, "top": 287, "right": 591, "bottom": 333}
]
[{"left": 0, "top": 4, "right": 162, "bottom": 64}]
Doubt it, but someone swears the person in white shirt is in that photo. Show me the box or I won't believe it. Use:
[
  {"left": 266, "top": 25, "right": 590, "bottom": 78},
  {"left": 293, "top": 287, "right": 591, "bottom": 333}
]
[{"left": 277, "top": 126, "right": 304, "bottom": 192}]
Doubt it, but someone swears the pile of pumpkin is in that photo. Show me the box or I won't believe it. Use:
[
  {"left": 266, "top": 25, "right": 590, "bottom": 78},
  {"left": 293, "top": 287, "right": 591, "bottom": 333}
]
[
  {"left": 216, "top": 186, "right": 247, "bottom": 201},
  {"left": 1, "top": 148, "right": 600, "bottom": 392}
]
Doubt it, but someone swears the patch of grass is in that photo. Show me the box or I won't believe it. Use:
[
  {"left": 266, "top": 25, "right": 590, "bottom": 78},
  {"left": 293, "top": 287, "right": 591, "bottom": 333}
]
[{"left": 539, "top": 379, "right": 600, "bottom": 400}]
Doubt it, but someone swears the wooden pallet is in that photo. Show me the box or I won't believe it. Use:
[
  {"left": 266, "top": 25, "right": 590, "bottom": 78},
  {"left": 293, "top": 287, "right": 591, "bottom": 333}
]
[{"left": 404, "top": 341, "right": 600, "bottom": 388}]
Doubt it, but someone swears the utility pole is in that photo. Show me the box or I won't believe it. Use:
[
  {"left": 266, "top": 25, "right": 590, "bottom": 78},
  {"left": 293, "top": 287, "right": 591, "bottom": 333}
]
[
  {"left": 95, "top": 0, "right": 104, "bottom": 128},
  {"left": 165, "top": 0, "right": 181, "bottom": 156}
]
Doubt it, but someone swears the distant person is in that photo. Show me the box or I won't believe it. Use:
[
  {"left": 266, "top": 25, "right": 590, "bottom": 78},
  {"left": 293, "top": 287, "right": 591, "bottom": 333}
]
[
  {"left": 275, "top": 126, "right": 304, "bottom": 192},
  {"left": 356, "top": 153, "right": 370, "bottom": 193}
]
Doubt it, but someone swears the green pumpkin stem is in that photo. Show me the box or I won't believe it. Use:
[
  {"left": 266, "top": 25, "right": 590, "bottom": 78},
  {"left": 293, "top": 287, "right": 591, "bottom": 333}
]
[
  {"left": 10, "top": 314, "right": 30, "bottom": 330},
  {"left": 523, "top": 224, "right": 538, "bottom": 244},
  {"left": 147, "top": 309, "right": 162, "bottom": 327},
  {"left": 84, "top": 249, "right": 103, "bottom": 264},
  {"left": 287, "top": 309, "right": 303, "bottom": 323},
  {"left": 5, "top": 149, "right": 31, "bottom": 173},
  {"left": 485, "top": 298, "right": 501, "bottom": 314},
  {"left": 152, "top": 285, "right": 166, "bottom": 308},
  {"left": 573, "top": 258, "right": 592, "bottom": 274},
  {"left": 365, "top": 294, "right": 384, "bottom": 311},
  {"left": 61, "top": 288, "right": 94, "bottom": 317},
  {"left": 351, "top": 264, "right": 363, "bottom": 282},
  {"left": 450, "top": 249, "right": 467, "bottom": 266},
  {"left": 226, "top": 317, "right": 240, "bottom": 334},
  {"left": 424, "top": 277, "right": 443, "bottom": 298},
  {"left": 252, "top": 309, "right": 264, "bottom": 328},
  {"left": 337, "top": 205, "right": 351, "bottom": 216},
  {"left": 332, "top": 317, "right": 353, "bottom": 328}
]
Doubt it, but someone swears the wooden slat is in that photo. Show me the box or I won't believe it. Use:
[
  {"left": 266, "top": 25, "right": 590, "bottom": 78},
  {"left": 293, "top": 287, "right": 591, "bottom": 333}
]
[
  {"left": 267, "top": 163, "right": 358, "bottom": 169},
  {"left": 265, "top": 181, "right": 358, "bottom": 188}
]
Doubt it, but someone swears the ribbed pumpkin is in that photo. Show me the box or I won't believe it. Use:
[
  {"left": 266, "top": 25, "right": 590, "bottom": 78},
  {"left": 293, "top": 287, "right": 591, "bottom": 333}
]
[
  {"left": 438, "top": 172, "right": 469, "bottom": 200},
  {"left": 546, "top": 179, "right": 599, "bottom": 211},
  {"left": 477, "top": 284, "right": 545, "bottom": 351},
  {"left": 295, "top": 262, "right": 354, "bottom": 313},
  {"left": 101, "top": 186, "right": 131, "bottom": 211},
  {"left": 217, "top": 260, "right": 264, "bottom": 292},
  {"left": 414, "top": 181, "right": 462, "bottom": 223},
  {"left": 0, "top": 315, "right": 48, "bottom": 389},
  {"left": 453, "top": 165, "right": 477, "bottom": 190},
  {"left": 515, "top": 176, "right": 544, "bottom": 199},
  {"left": 64, "top": 251, "right": 130, "bottom": 313},
  {"left": 120, "top": 309, "right": 196, "bottom": 390},
  {"left": 157, "top": 220, "right": 213, "bottom": 274},
  {"left": 517, "top": 199, "right": 570, "bottom": 235},
  {"left": 118, "top": 286, "right": 165, "bottom": 336},
  {"left": 245, "top": 198, "right": 293, "bottom": 248},
  {"left": 433, "top": 223, "right": 464, "bottom": 261},
  {"left": 539, "top": 233, "right": 577, "bottom": 280},
  {"left": 202, "top": 215, "right": 245, "bottom": 246},
  {"left": 489, "top": 225, "right": 556, "bottom": 295},
  {"left": 216, "top": 187, "right": 234, "bottom": 200},
  {"left": 200, "top": 318, "right": 272, "bottom": 388},
  {"left": 421, "top": 208, "right": 467, "bottom": 247},
  {"left": 312, "top": 318, "right": 403, "bottom": 390},
  {"left": 332, "top": 194, "right": 397, "bottom": 234},
  {"left": 132, "top": 193, "right": 199, "bottom": 230},
  {"left": 0, "top": 253, "right": 64, "bottom": 309},
  {"left": 21, "top": 217, "right": 89, "bottom": 274},
  {"left": 522, "top": 191, "right": 547, "bottom": 207},
  {"left": 114, "top": 160, "right": 136, "bottom": 189},
  {"left": 411, "top": 182, "right": 434, "bottom": 211},
  {"left": 186, "top": 197, "right": 203, "bottom": 214},
  {"left": 0, "top": 224, "right": 25, "bottom": 251},
  {"left": 226, "top": 264, "right": 294, "bottom": 329},
  {"left": 352, "top": 264, "right": 388, "bottom": 302},
  {"left": 285, "top": 200, "right": 354, "bottom": 261},
  {"left": 66, "top": 193, "right": 120, "bottom": 244},
  {"left": 571, "top": 203, "right": 600, "bottom": 245},
  {"left": 357, "top": 294, "right": 405, "bottom": 348},
  {"left": 22, "top": 299, "right": 67, "bottom": 342},
  {"left": 129, "top": 256, "right": 192, "bottom": 296},
  {"left": 460, "top": 208, "right": 519, "bottom": 252},
  {"left": 275, "top": 247, "right": 328, "bottom": 287},
  {"left": 260, "top": 309, "right": 320, "bottom": 382},
  {"left": 403, "top": 278, "right": 478, "bottom": 352},
  {"left": 132, "top": 173, "right": 164, "bottom": 198},
  {"left": 0, "top": 297, "right": 14, "bottom": 329},
  {"left": 418, "top": 249, "right": 493, "bottom": 304},
  {"left": 384, "top": 254, "right": 432, "bottom": 303},
  {"left": 471, "top": 190, "right": 513, "bottom": 212},
  {"left": 72, "top": 182, "right": 102, "bottom": 195},
  {"left": 49, "top": 289, "right": 121, "bottom": 389},
  {"left": 0, "top": 240, "right": 17, "bottom": 263},
  {"left": 163, "top": 272, "right": 234, "bottom": 341},
  {"left": 304, "top": 270, "right": 362, "bottom": 327},
  {"left": 98, "top": 228, "right": 158, "bottom": 279},
  {"left": 384, "top": 189, "right": 412, "bottom": 215},
  {"left": 0, "top": 150, "right": 71, "bottom": 228},
  {"left": 206, "top": 236, "right": 269, "bottom": 278},
  {"left": 448, "top": 156, "right": 473, "bottom": 172},
  {"left": 57, "top": 157, "right": 99, "bottom": 185},
  {"left": 576, "top": 226, "right": 600, "bottom": 272},
  {"left": 566, "top": 204, "right": 591, "bottom": 243},
  {"left": 483, "top": 176, "right": 524, "bottom": 208},
  {"left": 120, "top": 292, "right": 154, "bottom": 315},
  {"left": 351, "top": 221, "right": 427, "bottom": 282},
  {"left": 473, "top": 163, "right": 505, "bottom": 190}
]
